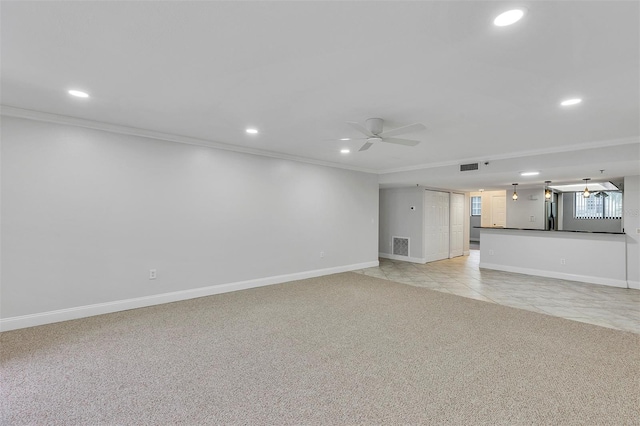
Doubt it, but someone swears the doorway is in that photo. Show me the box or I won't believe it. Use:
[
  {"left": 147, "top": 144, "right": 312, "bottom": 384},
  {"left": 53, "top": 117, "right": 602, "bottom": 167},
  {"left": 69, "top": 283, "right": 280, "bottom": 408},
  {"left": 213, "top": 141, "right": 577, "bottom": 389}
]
[
  {"left": 491, "top": 195, "right": 506, "bottom": 227},
  {"left": 424, "top": 190, "right": 450, "bottom": 262}
]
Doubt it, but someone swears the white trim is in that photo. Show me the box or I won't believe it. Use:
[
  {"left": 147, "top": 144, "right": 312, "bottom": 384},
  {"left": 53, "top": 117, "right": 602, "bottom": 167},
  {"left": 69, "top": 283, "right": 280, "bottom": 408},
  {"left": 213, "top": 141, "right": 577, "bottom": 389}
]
[
  {"left": 463, "top": 250, "right": 470, "bottom": 256},
  {"left": 627, "top": 281, "right": 640, "bottom": 290},
  {"left": 379, "top": 137, "right": 639, "bottom": 174},
  {"left": 424, "top": 254, "right": 448, "bottom": 263},
  {"left": 0, "top": 106, "right": 377, "bottom": 174},
  {"left": 379, "top": 252, "right": 426, "bottom": 264},
  {"left": 0, "top": 260, "right": 378, "bottom": 332},
  {"left": 479, "top": 262, "right": 628, "bottom": 289}
]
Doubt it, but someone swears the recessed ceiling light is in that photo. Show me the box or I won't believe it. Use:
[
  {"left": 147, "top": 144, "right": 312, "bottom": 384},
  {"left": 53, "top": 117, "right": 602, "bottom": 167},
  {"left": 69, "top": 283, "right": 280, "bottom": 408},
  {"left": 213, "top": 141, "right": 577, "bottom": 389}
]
[
  {"left": 340, "top": 149, "right": 350, "bottom": 154},
  {"left": 340, "top": 138, "right": 351, "bottom": 141},
  {"left": 246, "top": 128, "right": 258, "bottom": 134},
  {"left": 493, "top": 9, "right": 525, "bottom": 26},
  {"left": 560, "top": 98, "right": 582, "bottom": 106},
  {"left": 68, "top": 89, "right": 89, "bottom": 98},
  {"left": 520, "top": 171, "right": 540, "bottom": 176}
]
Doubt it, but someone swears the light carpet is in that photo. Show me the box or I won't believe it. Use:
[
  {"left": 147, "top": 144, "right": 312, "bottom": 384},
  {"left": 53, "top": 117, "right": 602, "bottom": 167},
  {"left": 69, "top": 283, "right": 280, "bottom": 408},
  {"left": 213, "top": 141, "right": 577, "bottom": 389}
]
[{"left": 1, "top": 272, "right": 639, "bottom": 425}]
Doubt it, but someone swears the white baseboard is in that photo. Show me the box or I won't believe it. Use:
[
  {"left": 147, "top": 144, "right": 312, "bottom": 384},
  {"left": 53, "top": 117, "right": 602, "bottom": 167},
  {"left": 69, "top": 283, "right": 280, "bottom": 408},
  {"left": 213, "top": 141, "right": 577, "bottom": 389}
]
[
  {"left": 479, "top": 262, "right": 628, "bottom": 289},
  {"left": 463, "top": 250, "right": 470, "bottom": 256},
  {"left": 378, "top": 252, "right": 426, "bottom": 264},
  {"left": 627, "top": 280, "right": 640, "bottom": 290},
  {"left": 424, "top": 254, "right": 449, "bottom": 263},
  {"left": 0, "top": 260, "right": 379, "bottom": 332}
]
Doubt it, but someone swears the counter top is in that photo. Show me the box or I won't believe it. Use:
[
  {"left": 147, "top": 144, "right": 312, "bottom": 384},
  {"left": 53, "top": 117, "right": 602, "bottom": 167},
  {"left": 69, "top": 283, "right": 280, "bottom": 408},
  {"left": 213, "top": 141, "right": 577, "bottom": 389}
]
[{"left": 475, "top": 227, "right": 625, "bottom": 235}]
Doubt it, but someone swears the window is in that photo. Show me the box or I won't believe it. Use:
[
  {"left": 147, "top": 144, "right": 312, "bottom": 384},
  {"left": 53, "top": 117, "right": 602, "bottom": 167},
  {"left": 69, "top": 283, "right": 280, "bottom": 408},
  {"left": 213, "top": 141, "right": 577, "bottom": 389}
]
[
  {"left": 471, "top": 196, "right": 482, "bottom": 216},
  {"left": 574, "top": 192, "right": 622, "bottom": 219}
]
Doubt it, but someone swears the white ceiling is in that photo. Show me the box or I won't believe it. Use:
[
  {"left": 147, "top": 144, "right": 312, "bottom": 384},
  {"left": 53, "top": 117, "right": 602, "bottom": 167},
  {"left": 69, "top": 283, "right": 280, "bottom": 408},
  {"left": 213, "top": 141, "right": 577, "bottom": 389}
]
[{"left": 2, "top": 1, "right": 638, "bottom": 192}]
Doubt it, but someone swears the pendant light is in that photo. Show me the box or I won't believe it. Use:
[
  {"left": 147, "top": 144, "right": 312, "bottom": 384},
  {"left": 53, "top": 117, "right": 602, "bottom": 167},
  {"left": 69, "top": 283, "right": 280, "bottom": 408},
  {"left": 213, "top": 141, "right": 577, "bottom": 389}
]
[
  {"left": 512, "top": 183, "right": 518, "bottom": 200},
  {"left": 582, "top": 178, "right": 591, "bottom": 198},
  {"left": 544, "top": 181, "right": 552, "bottom": 200}
]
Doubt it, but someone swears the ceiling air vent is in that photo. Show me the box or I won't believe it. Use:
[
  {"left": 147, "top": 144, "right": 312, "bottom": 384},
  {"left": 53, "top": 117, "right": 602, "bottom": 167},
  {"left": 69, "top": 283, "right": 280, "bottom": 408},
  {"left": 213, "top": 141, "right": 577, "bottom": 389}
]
[{"left": 460, "top": 163, "right": 479, "bottom": 172}]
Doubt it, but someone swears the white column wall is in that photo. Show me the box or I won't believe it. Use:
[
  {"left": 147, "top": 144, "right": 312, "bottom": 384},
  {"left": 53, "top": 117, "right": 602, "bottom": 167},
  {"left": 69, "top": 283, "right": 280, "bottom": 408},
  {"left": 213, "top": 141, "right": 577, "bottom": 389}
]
[{"left": 624, "top": 175, "right": 640, "bottom": 289}]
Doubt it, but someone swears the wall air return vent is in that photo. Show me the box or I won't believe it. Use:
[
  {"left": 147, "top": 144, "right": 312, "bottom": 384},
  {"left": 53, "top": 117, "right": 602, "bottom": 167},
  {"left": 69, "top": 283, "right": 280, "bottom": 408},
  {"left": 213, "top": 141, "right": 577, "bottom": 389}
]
[
  {"left": 460, "top": 163, "right": 479, "bottom": 172},
  {"left": 392, "top": 237, "right": 409, "bottom": 257}
]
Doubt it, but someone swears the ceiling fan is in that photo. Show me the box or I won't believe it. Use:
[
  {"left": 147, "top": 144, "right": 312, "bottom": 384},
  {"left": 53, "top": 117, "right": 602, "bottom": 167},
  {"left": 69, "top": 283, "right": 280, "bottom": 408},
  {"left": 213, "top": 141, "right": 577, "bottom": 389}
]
[{"left": 340, "top": 118, "right": 427, "bottom": 151}]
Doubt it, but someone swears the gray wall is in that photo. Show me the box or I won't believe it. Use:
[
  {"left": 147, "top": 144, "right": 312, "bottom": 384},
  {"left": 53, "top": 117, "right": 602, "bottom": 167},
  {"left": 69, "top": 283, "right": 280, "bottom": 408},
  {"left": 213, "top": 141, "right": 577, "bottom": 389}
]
[
  {"left": 506, "top": 188, "right": 546, "bottom": 229},
  {"left": 561, "top": 193, "right": 623, "bottom": 233},
  {"left": 479, "top": 229, "right": 627, "bottom": 287},
  {"left": 379, "top": 187, "right": 424, "bottom": 259},
  {"left": 470, "top": 216, "right": 481, "bottom": 241},
  {"left": 1, "top": 116, "right": 379, "bottom": 318}
]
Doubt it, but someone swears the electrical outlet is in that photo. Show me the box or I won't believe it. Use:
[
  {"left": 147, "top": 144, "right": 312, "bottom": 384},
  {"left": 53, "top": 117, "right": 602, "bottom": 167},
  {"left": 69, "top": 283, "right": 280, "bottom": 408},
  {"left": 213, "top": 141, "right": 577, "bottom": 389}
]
[
  {"left": 560, "top": 258, "right": 566, "bottom": 265},
  {"left": 320, "top": 251, "right": 325, "bottom": 258},
  {"left": 149, "top": 269, "right": 157, "bottom": 280},
  {"left": 489, "top": 249, "right": 494, "bottom": 255},
  {"left": 530, "top": 216, "right": 535, "bottom": 222}
]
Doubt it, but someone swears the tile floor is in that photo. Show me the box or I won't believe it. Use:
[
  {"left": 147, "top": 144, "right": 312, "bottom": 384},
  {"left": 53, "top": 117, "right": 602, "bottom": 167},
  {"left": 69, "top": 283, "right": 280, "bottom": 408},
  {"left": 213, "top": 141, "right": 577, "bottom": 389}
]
[{"left": 354, "top": 250, "right": 640, "bottom": 334}]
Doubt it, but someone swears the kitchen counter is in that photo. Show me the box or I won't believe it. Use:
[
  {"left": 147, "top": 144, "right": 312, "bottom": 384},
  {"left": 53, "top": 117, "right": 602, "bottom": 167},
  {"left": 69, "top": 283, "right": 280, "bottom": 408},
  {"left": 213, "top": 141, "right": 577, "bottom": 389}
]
[
  {"left": 475, "top": 226, "right": 624, "bottom": 235},
  {"left": 478, "top": 228, "right": 628, "bottom": 288}
]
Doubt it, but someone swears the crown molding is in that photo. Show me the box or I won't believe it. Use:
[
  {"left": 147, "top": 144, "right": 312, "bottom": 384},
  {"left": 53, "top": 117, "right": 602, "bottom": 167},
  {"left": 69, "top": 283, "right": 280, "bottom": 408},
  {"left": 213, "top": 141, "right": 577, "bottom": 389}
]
[
  {"left": 4, "top": 105, "right": 636, "bottom": 177},
  {"left": 1, "top": 105, "right": 378, "bottom": 175},
  {"left": 378, "top": 137, "right": 640, "bottom": 175}
]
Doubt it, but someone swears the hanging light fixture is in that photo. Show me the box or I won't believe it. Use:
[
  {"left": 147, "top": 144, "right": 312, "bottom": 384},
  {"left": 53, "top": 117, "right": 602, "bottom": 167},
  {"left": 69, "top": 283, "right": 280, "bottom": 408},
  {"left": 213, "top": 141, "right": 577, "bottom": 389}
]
[
  {"left": 512, "top": 183, "right": 518, "bottom": 200},
  {"left": 582, "top": 178, "right": 591, "bottom": 198},
  {"left": 544, "top": 181, "right": 552, "bottom": 200}
]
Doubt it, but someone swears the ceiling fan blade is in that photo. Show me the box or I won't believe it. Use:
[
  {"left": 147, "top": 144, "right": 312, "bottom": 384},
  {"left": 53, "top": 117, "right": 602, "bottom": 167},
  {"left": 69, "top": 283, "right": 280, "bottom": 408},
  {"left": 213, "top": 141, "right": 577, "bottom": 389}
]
[
  {"left": 347, "top": 121, "right": 374, "bottom": 137},
  {"left": 381, "top": 137, "right": 420, "bottom": 147},
  {"left": 378, "top": 123, "right": 426, "bottom": 138},
  {"left": 359, "top": 142, "right": 374, "bottom": 151},
  {"left": 322, "top": 137, "right": 368, "bottom": 142}
]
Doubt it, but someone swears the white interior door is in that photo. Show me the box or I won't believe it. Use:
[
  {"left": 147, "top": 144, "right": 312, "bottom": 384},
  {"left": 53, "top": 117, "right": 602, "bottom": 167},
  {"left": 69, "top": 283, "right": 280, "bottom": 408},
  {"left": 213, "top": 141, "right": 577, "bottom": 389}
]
[
  {"left": 424, "top": 190, "right": 450, "bottom": 262},
  {"left": 450, "top": 193, "right": 464, "bottom": 257},
  {"left": 491, "top": 195, "right": 506, "bottom": 227}
]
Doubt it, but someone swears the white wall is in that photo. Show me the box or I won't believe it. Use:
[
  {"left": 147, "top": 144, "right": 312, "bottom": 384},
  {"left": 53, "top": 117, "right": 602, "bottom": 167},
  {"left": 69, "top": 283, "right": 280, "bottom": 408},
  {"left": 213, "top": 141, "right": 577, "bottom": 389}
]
[
  {"left": 506, "top": 188, "right": 546, "bottom": 229},
  {"left": 379, "top": 187, "right": 424, "bottom": 261},
  {"left": 1, "top": 116, "right": 379, "bottom": 323},
  {"left": 624, "top": 175, "right": 640, "bottom": 288}
]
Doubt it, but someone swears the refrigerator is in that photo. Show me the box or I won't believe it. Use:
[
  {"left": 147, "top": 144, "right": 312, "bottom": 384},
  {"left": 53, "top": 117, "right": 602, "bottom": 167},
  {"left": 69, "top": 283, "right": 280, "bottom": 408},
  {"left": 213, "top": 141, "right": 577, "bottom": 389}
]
[{"left": 545, "top": 193, "right": 558, "bottom": 231}]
